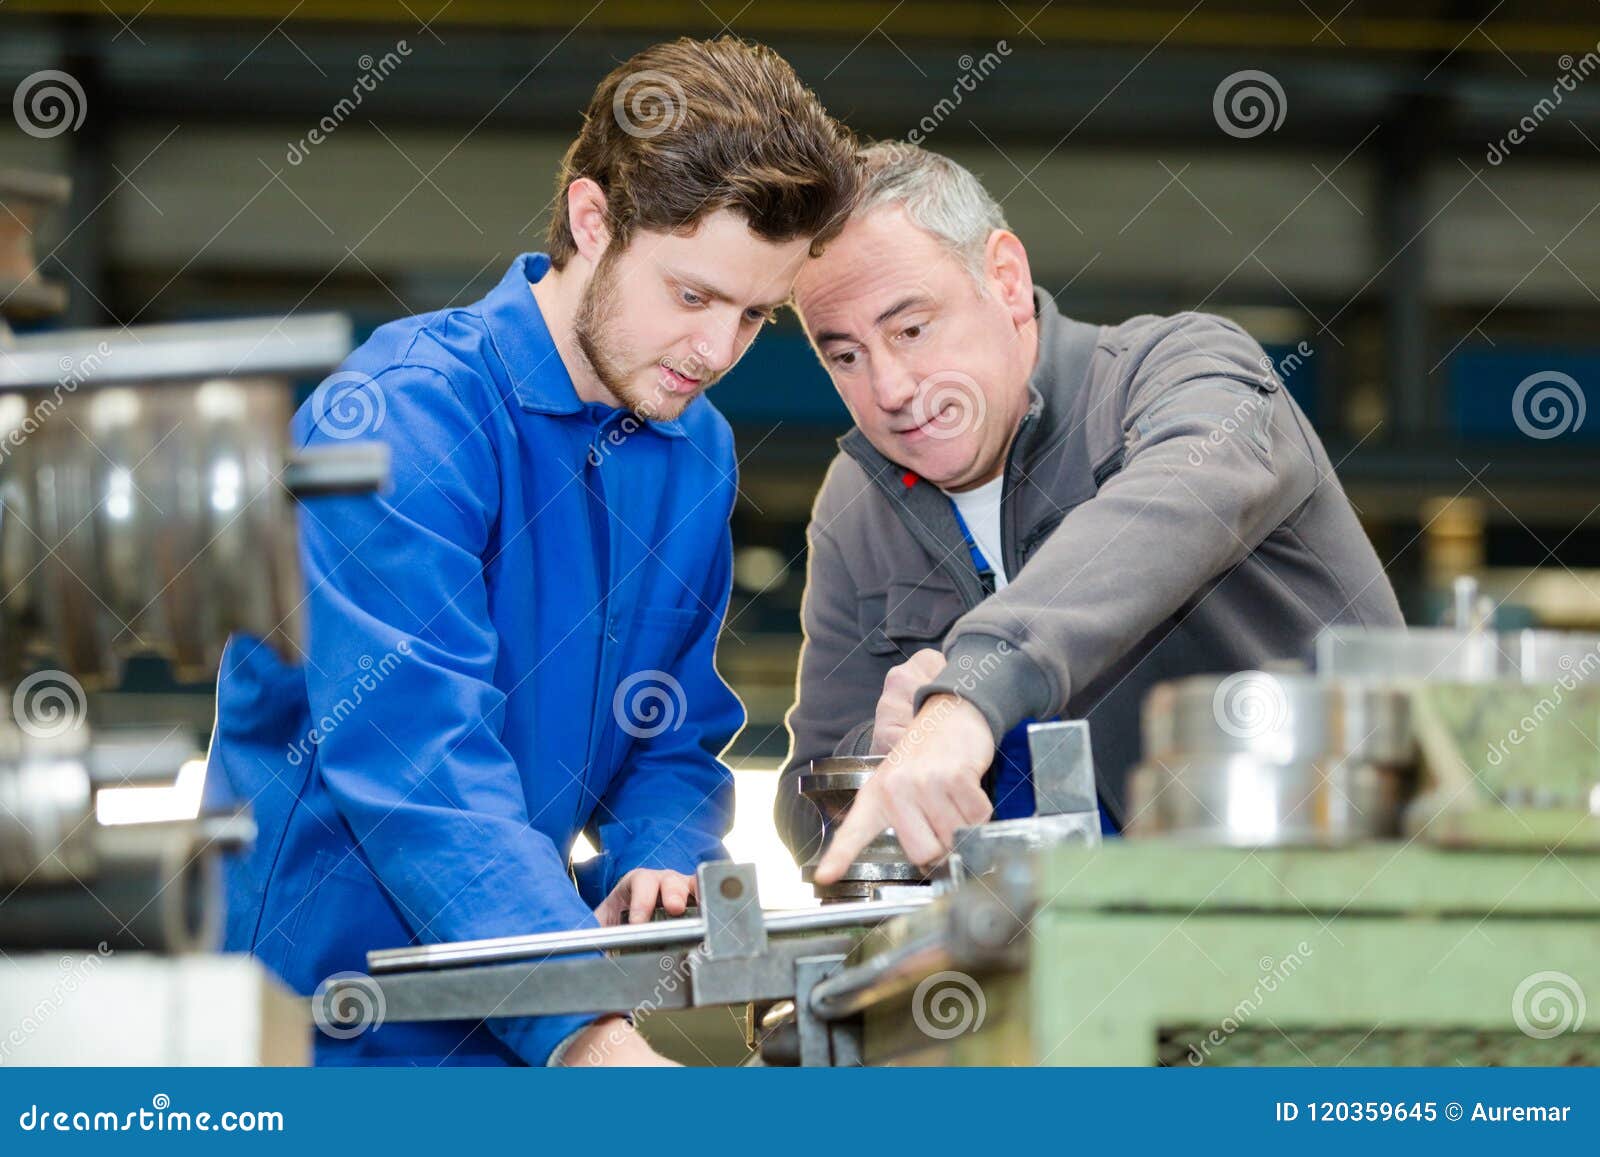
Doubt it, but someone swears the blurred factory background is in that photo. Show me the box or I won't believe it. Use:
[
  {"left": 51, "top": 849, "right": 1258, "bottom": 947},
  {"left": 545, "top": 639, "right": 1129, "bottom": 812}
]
[{"left": 4, "top": 0, "right": 1600, "bottom": 761}]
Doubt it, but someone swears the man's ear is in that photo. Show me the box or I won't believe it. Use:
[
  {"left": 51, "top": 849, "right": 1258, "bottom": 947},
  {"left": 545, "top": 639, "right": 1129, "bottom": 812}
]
[
  {"left": 566, "top": 177, "right": 611, "bottom": 264},
  {"left": 984, "top": 229, "right": 1035, "bottom": 329}
]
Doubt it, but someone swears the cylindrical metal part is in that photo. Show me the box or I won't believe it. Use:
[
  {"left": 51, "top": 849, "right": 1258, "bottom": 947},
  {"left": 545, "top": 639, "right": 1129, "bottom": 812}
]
[
  {"left": 367, "top": 894, "right": 934, "bottom": 973},
  {"left": 0, "top": 713, "right": 95, "bottom": 885},
  {"left": 0, "top": 819, "right": 224, "bottom": 952},
  {"left": 799, "top": 757, "right": 925, "bottom": 902},
  {"left": 1126, "top": 673, "right": 1416, "bottom": 846}
]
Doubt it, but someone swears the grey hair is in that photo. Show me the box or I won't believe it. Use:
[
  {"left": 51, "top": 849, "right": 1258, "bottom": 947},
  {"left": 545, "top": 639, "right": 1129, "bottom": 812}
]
[{"left": 852, "top": 141, "right": 1010, "bottom": 282}]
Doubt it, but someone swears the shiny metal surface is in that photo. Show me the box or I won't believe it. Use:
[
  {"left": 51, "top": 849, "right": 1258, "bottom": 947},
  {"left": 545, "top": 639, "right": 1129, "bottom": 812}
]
[
  {"left": 0, "top": 315, "right": 354, "bottom": 684},
  {"left": 0, "top": 313, "right": 352, "bottom": 389},
  {"left": 0, "top": 815, "right": 248, "bottom": 952},
  {"left": 367, "top": 893, "right": 934, "bottom": 973},
  {"left": 950, "top": 720, "right": 1103, "bottom": 879},
  {"left": 1141, "top": 672, "right": 1414, "bottom": 766},
  {"left": 1127, "top": 754, "right": 1412, "bottom": 846},
  {"left": 799, "top": 756, "right": 925, "bottom": 901},
  {"left": 1315, "top": 625, "right": 1600, "bottom": 684},
  {"left": 1126, "top": 673, "right": 1416, "bottom": 846},
  {"left": 0, "top": 715, "right": 94, "bottom": 885}
]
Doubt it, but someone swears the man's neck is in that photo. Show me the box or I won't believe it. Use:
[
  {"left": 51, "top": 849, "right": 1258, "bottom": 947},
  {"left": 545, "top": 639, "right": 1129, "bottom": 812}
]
[{"left": 529, "top": 264, "right": 621, "bottom": 408}]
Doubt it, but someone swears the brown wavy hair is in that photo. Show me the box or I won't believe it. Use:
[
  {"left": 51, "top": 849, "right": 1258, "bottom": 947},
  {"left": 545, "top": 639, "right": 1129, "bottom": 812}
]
[{"left": 546, "top": 37, "right": 858, "bottom": 268}]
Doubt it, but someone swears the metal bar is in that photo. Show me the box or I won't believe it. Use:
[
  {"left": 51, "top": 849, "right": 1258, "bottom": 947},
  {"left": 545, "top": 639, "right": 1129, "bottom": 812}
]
[
  {"left": 365, "top": 951, "right": 693, "bottom": 1023},
  {"left": 807, "top": 929, "right": 954, "bottom": 1022},
  {"left": 0, "top": 313, "right": 353, "bottom": 388},
  {"left": 367, "top": 895, "right": 934, "bottom": 974}
]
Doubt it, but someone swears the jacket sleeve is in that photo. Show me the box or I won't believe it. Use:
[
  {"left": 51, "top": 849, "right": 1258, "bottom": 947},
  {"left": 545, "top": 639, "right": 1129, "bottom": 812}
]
[
  {"left": 776, "top": 475, "right": 884, "bottom": 860},
  {"left": 296, "top": 362, "right": 600, "bottom": 1066},
  {"left": 576, "top": 475, "right": 743, "bottom": 900},
  {"left": 917, "top": 314, "right": 1319, "bottom": 741}
]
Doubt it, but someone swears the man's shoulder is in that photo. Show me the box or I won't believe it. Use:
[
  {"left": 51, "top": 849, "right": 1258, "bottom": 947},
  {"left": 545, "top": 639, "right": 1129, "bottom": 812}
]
[
  {"left": 1093, "top": 310, "right": 1275, "bottom": 394},
  {"left": 809, "top": 447, "right": 878, "bottom": 533},
  {"left": 1099, "top": 309, "right": 1262, "bottom": 356},
  {"left": 351, "top": 308, "right": 500, "bottom": 405}
]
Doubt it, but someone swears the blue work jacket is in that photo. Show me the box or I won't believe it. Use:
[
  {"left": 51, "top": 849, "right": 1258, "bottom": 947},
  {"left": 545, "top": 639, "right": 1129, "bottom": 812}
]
[{"left": 207, "top": 252, "right": 744, "bottom": 1066}]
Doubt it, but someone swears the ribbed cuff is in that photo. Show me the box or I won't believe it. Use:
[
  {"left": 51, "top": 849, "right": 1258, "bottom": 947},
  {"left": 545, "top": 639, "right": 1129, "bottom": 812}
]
[{"left": 914, "top": 633, "right": 1056, "bottom": 744}]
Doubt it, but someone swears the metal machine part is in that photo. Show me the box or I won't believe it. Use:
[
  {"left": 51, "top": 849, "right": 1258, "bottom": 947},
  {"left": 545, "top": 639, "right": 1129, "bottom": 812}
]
[
  {"left": 0, "top": 313, "right": 359, "bottom": 684},
  {"left": 0, "top": 311, "right": 374, "bottom": 959},
  {"left": 0, "top": 168, "right": 70, "bottom": 321},
  {"left": 0, "top": 715, "right": 94, "bottom": 885},
  {"left": 800, "top": 720, "right": 1105, "bottom": 898},
  {"left": 367, "top": 890, "right": 935, "bottom": 973},
  {"left": 1312, "top": 587, "right": 1600, "bottom": 849},
  {"left": 1315, "top": 580, "right": 1600, "bottom": 684},
  {"left": 1125, "top": 673, "right": 1416, "bottom": 846},
  {"left": 350, "top": 859, "right": 1034, "bottom": 1068},
  {"left": 0, "top": 813, "right": 253, "bottom": 952},
  {"left": 950, "top": 719, "right": 1102, "bottom": 879},
  {"left": 799, "top": 757, "right": 924, "bottom": 902},
  {"left": 865, "top": 841, "right": 1600, "bottom": 1066}
]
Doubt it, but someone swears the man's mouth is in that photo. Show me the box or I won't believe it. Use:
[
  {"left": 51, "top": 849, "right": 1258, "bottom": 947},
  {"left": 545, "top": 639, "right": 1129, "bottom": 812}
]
[
  {"left": 657, "top": 361, "right": 702, "bottom": 395},
  {"left": 892, "top": 402, "right": 955, "bottom": 437}
]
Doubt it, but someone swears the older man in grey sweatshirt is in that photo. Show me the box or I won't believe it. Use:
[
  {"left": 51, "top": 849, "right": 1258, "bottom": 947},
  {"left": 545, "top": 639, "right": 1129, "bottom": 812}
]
[{"left": 779, "top": 143, "right": 1402, "bottom": 883}]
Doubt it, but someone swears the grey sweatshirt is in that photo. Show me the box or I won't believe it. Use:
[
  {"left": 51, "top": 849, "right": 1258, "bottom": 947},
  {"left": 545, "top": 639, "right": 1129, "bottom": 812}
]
[{"left": 776, "top": 289, "right": 1402, "bottom": 858}]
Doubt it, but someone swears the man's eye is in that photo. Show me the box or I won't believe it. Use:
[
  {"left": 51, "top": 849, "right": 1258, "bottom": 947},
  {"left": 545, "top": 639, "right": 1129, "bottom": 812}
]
[
  {"left": 833, "top": 350, "right": 858, "bottom": 367},
  {"left": 744, "top": 308, "right": 773, "bottom": 324},
  {"left": 681, "top": 291, "right": 704, "bottom": 306},
  {"left": 900, "top": 324, "right": 923, "bottom": 340}
]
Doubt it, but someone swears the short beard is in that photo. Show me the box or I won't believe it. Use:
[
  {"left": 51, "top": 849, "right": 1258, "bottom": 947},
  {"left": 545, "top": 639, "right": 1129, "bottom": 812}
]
[{"left": 572, "top": 246, "right": 695, "bottom": 422}]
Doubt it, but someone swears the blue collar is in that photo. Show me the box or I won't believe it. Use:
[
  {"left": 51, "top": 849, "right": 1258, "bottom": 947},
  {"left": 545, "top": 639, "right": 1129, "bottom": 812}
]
[{"left": 480, "top": 252, "right": 687, "bottom": 439}]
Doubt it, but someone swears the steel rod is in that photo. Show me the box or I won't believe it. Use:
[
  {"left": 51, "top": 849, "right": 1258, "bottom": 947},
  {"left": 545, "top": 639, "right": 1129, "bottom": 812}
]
[{"left": 367, "top": 895, "right": 934, "bottom": 973}]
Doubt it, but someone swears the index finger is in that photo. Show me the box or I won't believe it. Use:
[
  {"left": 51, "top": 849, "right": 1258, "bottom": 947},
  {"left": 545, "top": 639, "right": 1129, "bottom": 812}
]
[
  {"left": 628, "top": 874, "right": 661, "bottom": 926},
  {"left": 813, "top": 791, "right": 888, "bottom": 886}
]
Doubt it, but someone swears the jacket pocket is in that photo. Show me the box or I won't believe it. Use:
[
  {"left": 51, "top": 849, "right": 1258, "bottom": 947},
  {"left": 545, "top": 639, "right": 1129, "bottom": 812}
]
[
  {"left": 620, "top": 605, "right": 700, "bottom": 672},
  {"left": 863, "top": 576, "right": 965, "bottom": 660},
  {"left": 282, "top": 850, "right": 411, "bottom": 994}
]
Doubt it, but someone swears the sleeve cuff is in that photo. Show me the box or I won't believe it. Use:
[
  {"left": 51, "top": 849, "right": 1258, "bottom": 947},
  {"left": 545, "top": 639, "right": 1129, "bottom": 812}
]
[
  {"left": 914, "top": 633, "right": 1056, "bottom": 744},
  {"left": 543, "top": 1013, "right": 634, "bottom": 1067}
]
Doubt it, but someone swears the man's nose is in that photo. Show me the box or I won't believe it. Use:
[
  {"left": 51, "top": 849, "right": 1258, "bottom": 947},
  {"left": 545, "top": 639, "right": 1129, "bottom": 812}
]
[
  {"left": 871, "top": 359, "right": 919, "bottom": 413},
  {"left": 692, "top": 327, "right": 739, "bottom": 377}
]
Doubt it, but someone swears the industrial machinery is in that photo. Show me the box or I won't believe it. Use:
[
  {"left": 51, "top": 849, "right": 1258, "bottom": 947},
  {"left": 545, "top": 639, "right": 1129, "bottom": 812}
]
[
  {"left": 0, "top": 191, "right": 385, "bottom": 1062},
  {"left": 342, "top": 599, "right": 1600, "bottom": 1067},
  {"left": 325, "top": 720, "right": 1101, "bottom": 1064}
]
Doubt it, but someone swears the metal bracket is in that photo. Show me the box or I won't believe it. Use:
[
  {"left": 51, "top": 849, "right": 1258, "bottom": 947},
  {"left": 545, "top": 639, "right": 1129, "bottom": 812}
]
[
  {"left": 793, "top": 954, "right": 846, "bottom": 1067},
  {"left": 1028, "top": 719, "right": 1098, "bottom": 816},
  {"left": 951, "top": 719, "right": 1101, "bottom": 881},
  {"left": 697, "top": 862, "right": 766, "bottom": 958}
]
